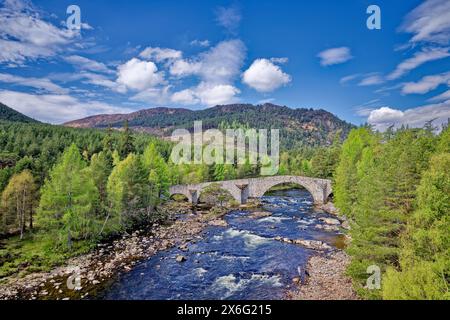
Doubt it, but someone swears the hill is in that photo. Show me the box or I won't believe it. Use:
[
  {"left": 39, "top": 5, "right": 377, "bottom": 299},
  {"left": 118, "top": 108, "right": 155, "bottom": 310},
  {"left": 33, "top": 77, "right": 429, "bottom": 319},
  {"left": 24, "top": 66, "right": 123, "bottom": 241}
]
[
  {"left": 65, "top": 103, "right": 354, "bottom": 149},
  {"left": 0, "top": 103, "right": 38, "bottom": 123}
]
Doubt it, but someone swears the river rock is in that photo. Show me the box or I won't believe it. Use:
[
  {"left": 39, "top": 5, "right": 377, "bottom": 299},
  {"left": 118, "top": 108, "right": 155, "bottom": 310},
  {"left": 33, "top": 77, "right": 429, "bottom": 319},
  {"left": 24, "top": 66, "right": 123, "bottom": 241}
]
[
  {"left": 315, "top": 224, "right": 340, "bottom": 232},
  {"left": 175, "top": 255, "right": 186, "bottom": 263},
  {"left": 341, "top": 221, "right": 351, "bottom": 230},
  {"left": 249, "top": 211, "right": 272, "bottom": 219},
  {"left": 319, "top": 217, "right": 341, "bottom": 225},
  {"left": 208, "top": 219, "right": 228, "bottom": 227},
  {"left": 293, "top": 240, "right": 332, "bottom": 251}
]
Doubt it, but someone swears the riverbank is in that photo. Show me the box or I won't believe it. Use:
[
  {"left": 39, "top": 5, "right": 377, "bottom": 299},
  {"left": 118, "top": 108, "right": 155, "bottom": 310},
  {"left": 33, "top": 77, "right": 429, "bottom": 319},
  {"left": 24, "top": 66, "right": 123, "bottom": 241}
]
[
  {"left": 286, "top": 250, "right": 358, "bottom": 300},
  {"left": 0, "top": 201, "right": 230, "bottom": 300},
  {"left": 286, "top": 201, "right": 357, "bottom": 300}
]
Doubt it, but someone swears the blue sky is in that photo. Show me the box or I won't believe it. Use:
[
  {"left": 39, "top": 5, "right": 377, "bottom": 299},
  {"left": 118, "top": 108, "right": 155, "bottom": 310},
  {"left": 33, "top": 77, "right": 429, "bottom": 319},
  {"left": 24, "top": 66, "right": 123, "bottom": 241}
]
[{"left": 0, "top": 0, "right": 449, "bottom": 130}]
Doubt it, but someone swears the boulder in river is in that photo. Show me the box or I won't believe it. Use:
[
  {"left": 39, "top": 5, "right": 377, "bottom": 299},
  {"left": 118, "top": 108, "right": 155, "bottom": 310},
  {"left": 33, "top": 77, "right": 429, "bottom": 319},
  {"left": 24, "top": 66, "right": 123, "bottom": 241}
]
[
  {"left": 315, "top": 224, "right": 340, "bottom": 232},
  {"left": 249, "top": 211, "right": 272, "bottom": 219},
  {"left": 319, "top": 217, "right": 341, "bottom": 225},
  {"left": 175, "top": 255, "right": 186, "bottom": 263},
  {"left": 293, "top": 239, "right": 332, "bottom": 251},
  {"left": 208, "top": 219, "right": 228, "bottom": 227}
]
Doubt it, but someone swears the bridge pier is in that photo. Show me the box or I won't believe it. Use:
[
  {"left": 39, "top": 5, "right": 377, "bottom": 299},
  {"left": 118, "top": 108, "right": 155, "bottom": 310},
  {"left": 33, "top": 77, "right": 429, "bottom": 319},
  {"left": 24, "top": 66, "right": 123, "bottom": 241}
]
[
  {"left": 189, "top": 189, "right": 198, "bottom": 205},
  {"left": 236, "top": 184, "right": 249, "bottom": 204}
]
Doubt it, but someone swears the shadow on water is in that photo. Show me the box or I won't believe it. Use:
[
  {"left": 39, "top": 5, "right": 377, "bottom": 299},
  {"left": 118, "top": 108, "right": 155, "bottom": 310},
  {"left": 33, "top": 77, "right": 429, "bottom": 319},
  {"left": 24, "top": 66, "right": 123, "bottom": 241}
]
[{"left": 98, "top": 188, "right": 344, "bottom": 300}]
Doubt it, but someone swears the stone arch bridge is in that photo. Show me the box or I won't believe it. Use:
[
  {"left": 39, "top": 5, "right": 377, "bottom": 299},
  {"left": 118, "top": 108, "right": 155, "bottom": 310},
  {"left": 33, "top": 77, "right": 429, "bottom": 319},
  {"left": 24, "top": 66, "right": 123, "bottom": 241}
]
[{"left": 169, "top": 175, "right": 332, "bottom": 205}]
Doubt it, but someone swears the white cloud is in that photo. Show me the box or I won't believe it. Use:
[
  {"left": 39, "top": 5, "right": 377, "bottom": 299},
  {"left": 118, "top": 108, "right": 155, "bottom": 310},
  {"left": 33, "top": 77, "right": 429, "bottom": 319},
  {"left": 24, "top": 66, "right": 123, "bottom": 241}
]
[
  {"left": 63, "top": 55, "right": 114, "bottom": 74},
  {"left": 402, "top": 71, "right": 450, "bottom": 94},
  {"left": 116, "top": 58, "right": 164, "bottom": 92},
  {"left": 171, "top": 88, "right": 199, "bottom": 105},
  {"left": 367, "top": 102, "right": 450, "bottom": 131},
  {"left": 195, "top": 83, "right": 240, "bottom": 106},
  {"left": 242, "top": 59, "right": 291, "bottom": 92},
  {"left": 358, "top": 73, "right": 384, "bottom": 86},
  {"left": 339, "top": 73, "right": 360, "bottom": 85},
  {"left": 0, "top": 73, "right": 68, "bottom": 94},
  {"left": 170, "top": 59, "right": 202, "bottom": 77},
  {"left": 170, "top": 39, "right": 246, "bottom": 84},
  {"left": 317, "top": 47, "right": 353, "bottom": 66},
  {"left": 130, "top": 86, "right": 171, "bottom": 104},
  {"left": 139, "top": 47, "right": 182, "bottom": 62},
  {"left": 0, "top": 0, "right": 78, "bottom": 65},
  {"left": 171, "top": 83, "right": 240, "bottom": 106},
  {"left": 368, "top": 107, "right": 404, "bottom": 124},
  {"left": 387, "top": 48, "right": 450, "bottom": 80},
  {"left": 215, "top": 5, "right": 241, "bottom": 34},
  {"left": 0, "top": 89, "right": 133, "bottom": 123},
  {"left": 49, "top": 71, "right": 126, "bottom": 93},
  {"left": 428, "top": 89, "right": 450, "bottom": 102},
  {"left": 400, "top": 0, "right": 450, "bottom": 44}
]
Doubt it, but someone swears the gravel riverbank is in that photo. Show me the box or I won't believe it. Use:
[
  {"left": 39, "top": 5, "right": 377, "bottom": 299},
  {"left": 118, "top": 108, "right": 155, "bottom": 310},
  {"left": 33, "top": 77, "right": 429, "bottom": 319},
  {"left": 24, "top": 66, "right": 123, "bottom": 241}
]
[
  {"left": 0, "top": 203, "right": 220, "bottom": 300},
  {"left": 286, "top": 250, "right": 358, "bottom": 300}
]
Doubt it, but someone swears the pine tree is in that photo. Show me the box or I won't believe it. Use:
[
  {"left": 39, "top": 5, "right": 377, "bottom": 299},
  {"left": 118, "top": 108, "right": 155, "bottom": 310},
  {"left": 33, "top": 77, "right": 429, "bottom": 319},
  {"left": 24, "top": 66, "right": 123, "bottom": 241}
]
[
  {"left": 383, "top": 153, "right": 450, "bottom": 299},
  {"left": 118, "top": 120, "right": 135, "bottom": 159},
  {"left": 102, "top": 124, "right": 115, "bottom": 154}
]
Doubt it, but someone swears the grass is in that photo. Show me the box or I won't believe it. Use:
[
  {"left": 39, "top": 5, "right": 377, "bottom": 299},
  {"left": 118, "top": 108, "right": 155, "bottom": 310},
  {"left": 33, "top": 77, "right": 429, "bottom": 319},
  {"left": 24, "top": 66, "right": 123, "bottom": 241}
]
[{"left": 0, "top": 229, "right": 93, "bottom": 280}]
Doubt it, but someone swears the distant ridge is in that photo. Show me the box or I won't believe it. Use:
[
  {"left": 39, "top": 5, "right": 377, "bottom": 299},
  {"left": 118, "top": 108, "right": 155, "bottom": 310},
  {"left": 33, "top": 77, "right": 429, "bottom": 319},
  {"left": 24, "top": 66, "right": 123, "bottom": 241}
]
[
  {"left": 0, "top": 103, "right": 39, "bottom": 123},
  {"left": 65, "top": 103, "right": 355, "bottom": 148}
]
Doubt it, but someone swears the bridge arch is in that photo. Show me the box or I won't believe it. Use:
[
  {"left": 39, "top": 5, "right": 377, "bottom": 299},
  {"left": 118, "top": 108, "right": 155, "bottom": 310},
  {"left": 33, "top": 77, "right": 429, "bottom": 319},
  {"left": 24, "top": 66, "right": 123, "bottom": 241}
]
[
  {"left": 169, "top": 193, "right": 189, "bottom": 201},
  {"left": 257, "top": 181, "right": 314, "bottom": 198}
]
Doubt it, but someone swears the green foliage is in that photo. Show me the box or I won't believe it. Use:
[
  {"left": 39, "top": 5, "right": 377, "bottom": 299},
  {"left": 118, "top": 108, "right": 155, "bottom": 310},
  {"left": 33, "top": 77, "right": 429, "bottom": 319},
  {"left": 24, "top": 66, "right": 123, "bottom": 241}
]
[
  {"left": 118, "top": 120, "right": 135, "bottom": 158},
  {"left": 382, "top": 153, "right": 450, "bottom": 299},
  {"left": 107, "top": 153, "right": 154, "bottom": 230},
  {"left": 142, "top": 142, "right": 170, "bottom": 198},
  {"left": 87, "top": 151, "right": 112, "bottom": 213},
  {"left": 199, "top": 183, "right": 234, "bottom": 207},
  {"left": 37, "top": 144, "right": 99, "bottom": 249},
  {"left": 0, "top": 170, "right": 37, "bottom": 238},
  {"left": 334, "top": 127, "right": 378, "bottom": 218},
  {"left": 334, "top": 125, "right": 448, "bottom": 300}
]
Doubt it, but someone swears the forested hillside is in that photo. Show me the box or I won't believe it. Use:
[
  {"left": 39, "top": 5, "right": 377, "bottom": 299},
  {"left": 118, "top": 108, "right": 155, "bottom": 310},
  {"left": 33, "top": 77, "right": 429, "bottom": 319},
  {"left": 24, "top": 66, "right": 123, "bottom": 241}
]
[
  {"left": 65, "top": 103, "right": 354, "bottom": 149},
  {"left": 0, "top": 103, "right": 38, "bottom": 124},
  {"left": 333, "top": 124, "right": 450, "bottom": 299}
]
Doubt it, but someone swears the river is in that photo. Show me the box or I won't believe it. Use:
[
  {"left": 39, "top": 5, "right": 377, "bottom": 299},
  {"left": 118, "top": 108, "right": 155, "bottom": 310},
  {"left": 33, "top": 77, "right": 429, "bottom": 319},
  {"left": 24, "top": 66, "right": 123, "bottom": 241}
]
[{"left": 99, "top": 188, "right": 343, "bottom": 300}]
